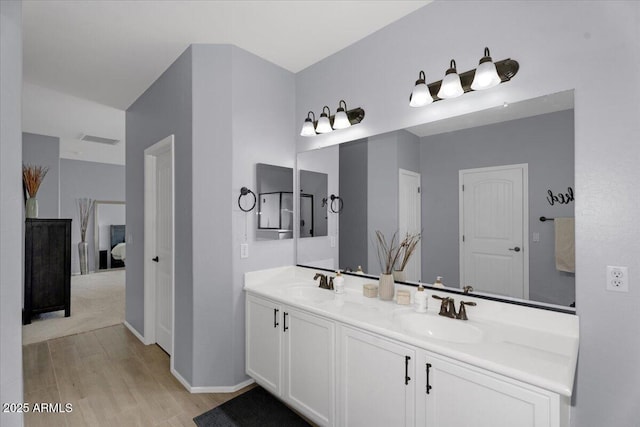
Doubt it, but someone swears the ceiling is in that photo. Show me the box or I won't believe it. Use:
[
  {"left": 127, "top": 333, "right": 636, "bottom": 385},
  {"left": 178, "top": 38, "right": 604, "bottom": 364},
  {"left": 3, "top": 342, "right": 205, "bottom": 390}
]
[{"left": 23, "top": 0, "right": 430, "bottom": 110}]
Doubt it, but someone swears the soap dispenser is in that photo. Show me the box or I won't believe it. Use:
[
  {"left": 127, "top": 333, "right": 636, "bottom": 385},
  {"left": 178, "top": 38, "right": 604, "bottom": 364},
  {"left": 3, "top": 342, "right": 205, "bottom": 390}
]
[
  {"left": 334, "top": 271, "right": 345, "bottom": 294},
  {"left": 356, "top": 266, "right": 364, "bottom": 275},
  {"left": 434, "top": 276, "right": 445, "bottom": 288},
  {"left": 415, "top": 284, "right": 427, "bottom": 313}
]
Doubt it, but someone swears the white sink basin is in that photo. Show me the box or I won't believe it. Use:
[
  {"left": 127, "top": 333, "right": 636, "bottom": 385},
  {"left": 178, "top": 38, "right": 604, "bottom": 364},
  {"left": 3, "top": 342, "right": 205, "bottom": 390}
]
[
  {"left": 286, "top": 286, "right": 336, "bottom": 303},
  {"left": 395, "top": 312, "right": 484, "bottom": 344}
]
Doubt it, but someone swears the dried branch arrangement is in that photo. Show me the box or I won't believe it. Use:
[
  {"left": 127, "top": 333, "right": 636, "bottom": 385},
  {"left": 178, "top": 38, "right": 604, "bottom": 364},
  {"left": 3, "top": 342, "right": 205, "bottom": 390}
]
[
  {"left": 374, "top": 230, "right": 404, "bottom": 275},
  {"left": 22, "top": 164, "right": 49, "bottom": 198},
  {"left": 76, "top": 198, "right": 95, "bottom": 242},
  {"left": 397, "top": 232, "right": 422, "bottom": 272}
]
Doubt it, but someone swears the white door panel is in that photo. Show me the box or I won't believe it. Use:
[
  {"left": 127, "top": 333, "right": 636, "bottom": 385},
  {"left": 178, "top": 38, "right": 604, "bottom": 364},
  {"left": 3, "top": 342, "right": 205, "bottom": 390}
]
[
  {"left": 460, "top": 164, "right": 527, "bottom": 299},
  {"left": 398, "top": 169, "right": 421, "bottom": 282},
  {"left": 155, "top": 149, "right": 173, "bottom": 354}
]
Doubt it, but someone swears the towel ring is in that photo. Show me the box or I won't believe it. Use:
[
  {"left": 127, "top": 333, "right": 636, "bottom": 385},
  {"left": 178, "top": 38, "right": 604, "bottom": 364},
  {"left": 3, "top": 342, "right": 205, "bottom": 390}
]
[
  {"left": 329, "top": 194, "right": 343, "bottom": 213},
  {"left": 238, "top": 187, "right": 256, "bottom": 212}
]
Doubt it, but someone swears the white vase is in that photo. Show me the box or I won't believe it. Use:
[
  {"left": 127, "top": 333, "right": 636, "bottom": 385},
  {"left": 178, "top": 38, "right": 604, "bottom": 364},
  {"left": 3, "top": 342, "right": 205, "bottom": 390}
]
[
  {"left": 379, "top": 273, "right": 395, "bottom": 301},
  {"left": 26, "top": 197, "right": 38, "bottom": 218},
  {"left": 393, "top": 269, "right": 406, "bottom": 283}
]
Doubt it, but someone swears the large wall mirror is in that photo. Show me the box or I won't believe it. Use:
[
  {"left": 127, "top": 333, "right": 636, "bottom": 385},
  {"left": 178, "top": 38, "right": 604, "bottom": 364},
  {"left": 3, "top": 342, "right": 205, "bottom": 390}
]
[
  {"left": 296, "top": 90, "right": 575, "bottom": 309},
  {"left": 93, "top": 200, "right": 126, "bottom": 272},
  {"left": 256, "top": 163, "right": 294, "bottom": 240}
]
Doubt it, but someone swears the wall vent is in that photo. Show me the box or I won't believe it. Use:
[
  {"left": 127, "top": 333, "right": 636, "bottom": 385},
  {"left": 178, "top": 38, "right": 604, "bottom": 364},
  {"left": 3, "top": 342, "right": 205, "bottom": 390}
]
[{"left": 80, "top": 134, "right": 120, "bottom": 145}]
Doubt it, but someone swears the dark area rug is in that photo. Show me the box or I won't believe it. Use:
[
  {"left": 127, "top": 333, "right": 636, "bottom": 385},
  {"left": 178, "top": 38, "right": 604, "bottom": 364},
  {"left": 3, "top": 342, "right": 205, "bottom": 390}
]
[{"left": 193, "top": 386, "right": 312, "bottom": 427}]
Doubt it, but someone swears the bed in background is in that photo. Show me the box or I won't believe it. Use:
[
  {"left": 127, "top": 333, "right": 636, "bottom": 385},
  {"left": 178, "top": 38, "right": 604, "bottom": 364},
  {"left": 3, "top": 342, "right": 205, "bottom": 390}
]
[{"left": 110, "top": 225, "right": 125, "bottom": 268}]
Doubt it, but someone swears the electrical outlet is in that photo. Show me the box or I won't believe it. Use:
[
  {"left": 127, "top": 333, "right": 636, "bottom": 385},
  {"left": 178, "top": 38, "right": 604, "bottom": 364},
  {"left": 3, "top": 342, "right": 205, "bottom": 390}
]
[
  {"left": 606, "top": 266, "right": 628, "bottom": 292},
  {"left": 240, "top": 243, "right": 249, "bottom": 259},
  {"left": 330, "top": 236, "right": 336, "bottom": 248}
]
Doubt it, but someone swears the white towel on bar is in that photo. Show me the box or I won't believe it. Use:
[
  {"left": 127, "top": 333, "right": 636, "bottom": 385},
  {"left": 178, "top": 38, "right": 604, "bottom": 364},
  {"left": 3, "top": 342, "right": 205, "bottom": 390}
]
[{"left": 554, "top": 218, "right": 575, "bottom": 273}]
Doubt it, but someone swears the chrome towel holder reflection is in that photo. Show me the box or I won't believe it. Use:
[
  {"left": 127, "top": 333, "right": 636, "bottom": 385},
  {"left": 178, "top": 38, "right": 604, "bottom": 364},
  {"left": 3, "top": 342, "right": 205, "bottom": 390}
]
[{"left": 238, "top": 187, "right": 256, "bottom": 212}]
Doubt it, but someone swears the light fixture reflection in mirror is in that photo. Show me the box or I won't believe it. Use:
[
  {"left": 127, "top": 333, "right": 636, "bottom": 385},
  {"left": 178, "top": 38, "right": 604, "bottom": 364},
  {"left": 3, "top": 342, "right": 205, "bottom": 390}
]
[{"left": 296, "top": 91, "right": 575, "bottom": 310}]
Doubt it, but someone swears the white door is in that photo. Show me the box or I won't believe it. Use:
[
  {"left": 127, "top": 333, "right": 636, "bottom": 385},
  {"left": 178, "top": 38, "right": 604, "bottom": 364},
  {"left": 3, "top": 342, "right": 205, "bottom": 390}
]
[
  {"left": 299, "top": 194, "right": 313, "bottom": 237},
  {"left": 460, "top": 164, "right": 528, "bottom": 299},
  {"left": 398, "top": 169, "right": 421, "bottom": 282},
  {"left": 155, "top": 149, "right": 173, "bottom": 354},
  {"left": 338, "top": 326, "right": 415, "bottom": 427}
]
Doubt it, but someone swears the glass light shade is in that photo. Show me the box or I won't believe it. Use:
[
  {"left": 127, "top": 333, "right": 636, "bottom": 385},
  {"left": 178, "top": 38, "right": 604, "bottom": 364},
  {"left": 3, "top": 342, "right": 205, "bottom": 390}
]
[
  {"left": 332, "top": 110, "right": 351, "bottom": 129},
  {"left": 437, "top": 72, "right": 464, "bottom": 99},
  {"left": 471, "top": 60, "right": 501, "bottom": 90},
  {"left": 316, "top": 115, "right": 332, "bottom": 134},
  {"left": 409, "top": 82, "right": 432, "bottom": 107},
  {"left": 300, "top": 119, "right": 316, "bottom": 136}
]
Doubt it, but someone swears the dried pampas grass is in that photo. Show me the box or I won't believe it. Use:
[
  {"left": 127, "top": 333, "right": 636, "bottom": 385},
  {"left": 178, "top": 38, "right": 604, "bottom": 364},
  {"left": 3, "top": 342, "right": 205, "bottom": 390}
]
[{"left": 22, "top": 164, "right": 49, "bottom": 197}]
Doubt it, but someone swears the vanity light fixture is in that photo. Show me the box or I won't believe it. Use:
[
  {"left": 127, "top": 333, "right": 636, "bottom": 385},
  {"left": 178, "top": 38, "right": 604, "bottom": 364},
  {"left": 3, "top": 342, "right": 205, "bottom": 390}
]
[
  {"left": 300, "top": 111, "right": 317, "bottom": 137},
  {"left": 332, "top": 100, "right": 351, "bottom": 130},
  {"left": 470, "top": 47, "right": 501, "bottom": 90},
  {"left": 409, "top": 47, "right": 519, "bottom": 106},
  {"left": 409, "top": 71, "right": 433, "bottom": 107},
  {"left": 316, "top": 106, "right": 333, "bottom": 134},
  {"left": 437, "top": 60, "right": 464, "bottom": 99},
  {"left": 300, "top": 101, "right": 366, "bottom": 137}
]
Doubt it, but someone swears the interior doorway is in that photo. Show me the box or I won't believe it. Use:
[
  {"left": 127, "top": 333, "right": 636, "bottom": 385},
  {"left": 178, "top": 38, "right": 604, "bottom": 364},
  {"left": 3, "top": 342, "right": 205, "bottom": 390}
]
[
  {"left": 144, "top": 135, "right": 175, "bottom": 357},
  {"left": 459, "top": 163, "right": 529, "bottom": 299},
  {"left": 398, "top": 169, "right": 421, "bottom": 282}
]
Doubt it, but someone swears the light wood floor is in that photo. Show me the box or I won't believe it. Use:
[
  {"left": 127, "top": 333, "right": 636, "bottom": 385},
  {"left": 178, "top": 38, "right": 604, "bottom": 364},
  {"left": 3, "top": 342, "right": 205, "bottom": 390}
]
[{"left": 23, "top": 324, "right": 255, "bottom": 426}]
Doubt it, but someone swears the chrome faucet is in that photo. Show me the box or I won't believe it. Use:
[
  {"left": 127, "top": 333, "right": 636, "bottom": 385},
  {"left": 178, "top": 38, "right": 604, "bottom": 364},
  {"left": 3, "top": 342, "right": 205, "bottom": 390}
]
[
  {"left": 313, "top": 273, "right": 334, "bottom": 290},
  {"left": 432, "top": 295, "right": 476, "bottom": 320}
]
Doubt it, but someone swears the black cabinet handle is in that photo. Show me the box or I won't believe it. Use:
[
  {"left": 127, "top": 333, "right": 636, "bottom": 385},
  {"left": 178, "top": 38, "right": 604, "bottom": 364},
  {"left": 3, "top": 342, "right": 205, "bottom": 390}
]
[
  {"left": 273, "top": 308, "right": 279, "bottom": 328},
  {"left": 426, "top": 363, "right": 432, "bottom": 394},
  {"left": 152, "top": 256, "right": 159, "bottom": 262},
  {"left": 405, "top": 356, "right": 411, "bottom": 385},
  {"left": 283, "top": 312, "right": 288, "bottom": 332}
]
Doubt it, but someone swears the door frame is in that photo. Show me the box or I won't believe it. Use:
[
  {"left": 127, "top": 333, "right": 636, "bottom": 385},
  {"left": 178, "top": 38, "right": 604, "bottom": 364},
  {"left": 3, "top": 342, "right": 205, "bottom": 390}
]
[
  {"left": 458, "top": 163, "right": 529, "bottom": 299},
  {"left": 144, "top": 135, "right": 176, "bottom": 365},
  {"left": 398, "top": 168, "right": 422, "bottom": 281}
]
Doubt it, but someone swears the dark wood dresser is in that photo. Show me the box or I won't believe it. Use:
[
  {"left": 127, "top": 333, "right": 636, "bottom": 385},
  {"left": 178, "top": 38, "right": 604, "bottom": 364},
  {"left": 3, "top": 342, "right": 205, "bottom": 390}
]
[{"left": 23, "top": 218, "right": 72, "bottom": 325}]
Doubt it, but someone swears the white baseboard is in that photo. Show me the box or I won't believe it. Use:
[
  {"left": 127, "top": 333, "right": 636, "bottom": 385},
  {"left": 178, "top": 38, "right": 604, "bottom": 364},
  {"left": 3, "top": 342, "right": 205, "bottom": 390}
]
[
  {"left": 124, "top": 321, "right": 146, "bottom": 344},
  {"left": 170, "top": 368, "right": 254, "bottom": 394}
]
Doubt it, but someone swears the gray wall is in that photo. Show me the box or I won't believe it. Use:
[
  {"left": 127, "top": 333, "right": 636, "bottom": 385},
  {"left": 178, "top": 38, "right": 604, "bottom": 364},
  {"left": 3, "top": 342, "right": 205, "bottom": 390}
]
[
  {"left": 419, "top": 110, "right": 574, "bottom": 305},
  {"left": 0, "top": 1, "right": 24, "bottom": 425},
  {"left": 126, "top": 44, "right": 295, "bottom": 388},
  {"left": 339, "top": 139, "right": 368, "bottom": 271},
  {"left": 22, "top": 132, "right": 60, "bottom": 218},
  {"left": 366, "top": 130, "right": 420, "bottom": 275},
  {"left": 126, "top": 46, "right": 194, "bottom": 382},
  {"left": 295, "top": 3, "right": 640, "bottom": 425},
  {"left": 59, "top": 159, "right": 125, "bottom": 274},
  {"left": 367, "top": 132, "right": 399, "bottom": 274},
  {"left": 229, "top": 45, "right": 296, "bottom": 386}
]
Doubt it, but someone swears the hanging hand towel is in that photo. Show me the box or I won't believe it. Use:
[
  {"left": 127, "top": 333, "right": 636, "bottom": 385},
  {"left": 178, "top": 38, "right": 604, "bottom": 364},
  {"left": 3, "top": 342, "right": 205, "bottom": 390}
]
[{"left": 554, "top": 217, "right": 575, "bottom": 273}]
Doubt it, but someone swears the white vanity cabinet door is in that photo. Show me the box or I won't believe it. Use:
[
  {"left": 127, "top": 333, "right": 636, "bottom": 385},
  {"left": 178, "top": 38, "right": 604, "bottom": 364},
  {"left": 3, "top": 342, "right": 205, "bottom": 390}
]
[
  {"left": 338, "top": 326, "right": 416, "bottom": 427},
  {"left": 246, "top": 294, "right": 283, "bottom": 396},
  {"left": 283, "top": 307, "right": 335, "bottom": 427},
  {"left": 419, "top": 351, "right": 561, "bottom": 427}
]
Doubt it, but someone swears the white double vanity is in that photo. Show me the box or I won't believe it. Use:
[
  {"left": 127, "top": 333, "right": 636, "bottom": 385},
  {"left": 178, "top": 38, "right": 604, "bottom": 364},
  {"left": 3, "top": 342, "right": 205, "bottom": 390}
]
[{"left": 244, "top": 266, "right": 579, "bottom": 427}]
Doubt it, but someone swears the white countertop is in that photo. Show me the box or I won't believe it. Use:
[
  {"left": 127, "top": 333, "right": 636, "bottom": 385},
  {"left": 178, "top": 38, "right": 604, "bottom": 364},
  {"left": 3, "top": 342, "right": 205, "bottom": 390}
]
[{"left": 244, "top": 265, "right": 579, "bottom": 397}]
